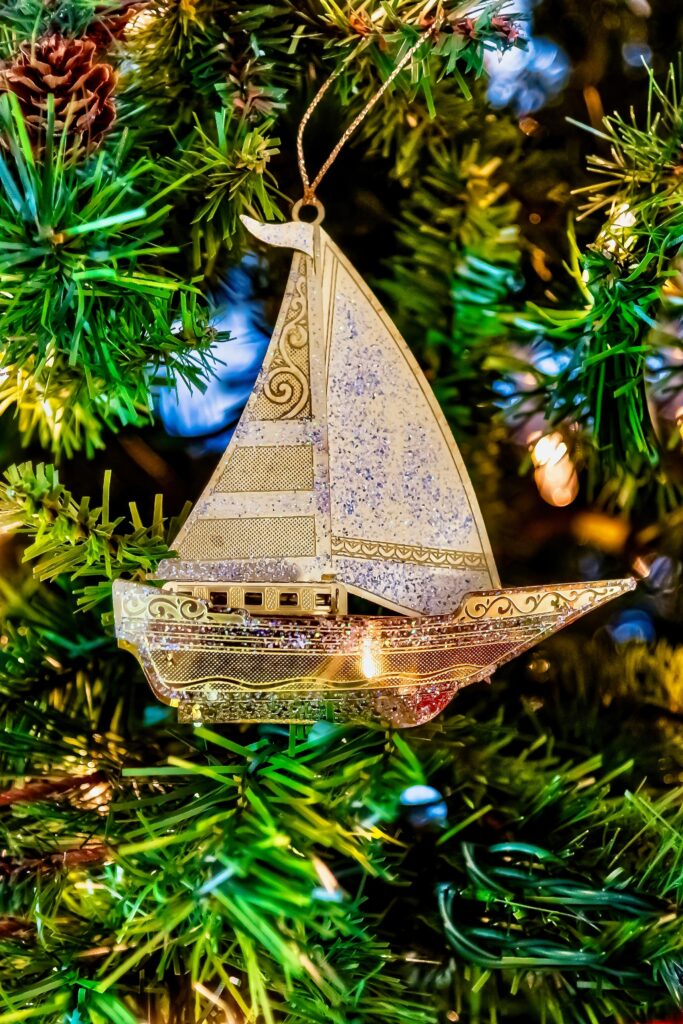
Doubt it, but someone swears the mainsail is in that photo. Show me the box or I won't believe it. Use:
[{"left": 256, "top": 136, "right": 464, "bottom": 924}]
[{"left": 157, "top": 216, "right": 499, "bottom": 615}]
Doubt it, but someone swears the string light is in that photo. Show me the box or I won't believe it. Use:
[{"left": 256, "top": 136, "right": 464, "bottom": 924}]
[
  {"left": 126, "top": 6, "right": 157, "bottom": 33},
  {"left": 598, "top": 202, "right": 637, "bottom": 256},
  {"left": 675, "top": 405, "right": 683, "bottom": 441},
  {"left": 530, "top": 430, "right": 579, "bottom": 507},
  {"left": 360, "top": 635, "right": 382, "bottom": 680}
]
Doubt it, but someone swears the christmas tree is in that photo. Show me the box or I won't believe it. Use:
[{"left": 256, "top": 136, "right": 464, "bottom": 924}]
[{"left": 0, "top": 2, "right": 682, "bottom": 1022}]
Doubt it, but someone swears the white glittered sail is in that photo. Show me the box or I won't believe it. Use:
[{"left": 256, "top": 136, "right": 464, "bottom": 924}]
[
  {"left": 324, "top": 238, "right": 498, "bottom": 614},
  {"left": 157, "top": 217, "right": 498, "bottom": 614}
]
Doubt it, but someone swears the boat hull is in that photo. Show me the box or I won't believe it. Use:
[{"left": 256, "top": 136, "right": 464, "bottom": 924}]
[{"left": 113, "top": 578, "right": 634, "bottom": 726}]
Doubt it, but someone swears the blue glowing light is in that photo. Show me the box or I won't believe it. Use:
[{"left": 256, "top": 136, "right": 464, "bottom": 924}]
[
  {"left": 312, "top": 886, "right": 345, "bottom": 903},
  {"left": 622, "top": 42, "right": 652, "bottom": 68},
  {"left": 485, "top": 0, "right": 570, "bottom": 118},
  {"left": 400, "top": 784, "right": 442, "bottom": 806},
  {"left": 487, "top": 36, "right": 570, "bottom": 115},
  {"left": 156, "top": 257, "right": 269, "bottom": 451},
  {"left": 400, "top": 784, "right": 448, "bottom": 828},
  {"left": 608, "top": 609, "right": 656, "bottom": 645}
]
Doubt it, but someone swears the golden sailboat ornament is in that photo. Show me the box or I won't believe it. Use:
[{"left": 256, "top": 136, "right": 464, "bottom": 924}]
[{"left": 113, "top": 209, "right": 634, "bottom": 726}]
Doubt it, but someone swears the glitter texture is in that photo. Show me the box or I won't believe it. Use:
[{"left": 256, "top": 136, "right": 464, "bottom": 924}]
[{"left": 326, "top": 252, "right": 496, "bottom": 614}]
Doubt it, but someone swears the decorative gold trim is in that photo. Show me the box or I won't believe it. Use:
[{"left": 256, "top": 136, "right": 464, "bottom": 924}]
[
  {"left": 331, "top": 535, "right": 489, "bottom": 571},
  {"left": 253, "top": 254, "right": 311, "bottom": 420},
  {"left": 454, "top": 584, "right": 627, "bottom": 621},
  {"left": 162, "top": 580, "right": 348, "bottom": 617},
  {"left": 116, "top": 579, "right": 632, "bottom": 632},
  {"left": 112, "top": 577, "right": 635, "bottom": 726}
]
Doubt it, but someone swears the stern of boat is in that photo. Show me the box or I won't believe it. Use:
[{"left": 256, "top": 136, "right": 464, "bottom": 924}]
[{"left": 112, "top": 579, "right": 245, "bottom": 708}]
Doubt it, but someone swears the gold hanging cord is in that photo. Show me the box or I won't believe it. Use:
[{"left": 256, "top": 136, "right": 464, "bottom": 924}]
[{"left": 295, "top": 19, "right": 441, "bottom": 215}]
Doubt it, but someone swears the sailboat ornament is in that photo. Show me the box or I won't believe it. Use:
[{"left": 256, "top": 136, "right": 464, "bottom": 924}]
[
  {"left": 113, "top": 202, "right": 634, "bottom": 726},
  {"left": 113, "top": 41, "right": 633, "bottom": 725}
]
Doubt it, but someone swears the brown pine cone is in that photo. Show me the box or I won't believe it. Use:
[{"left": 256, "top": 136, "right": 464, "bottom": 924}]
[
  {"left": 88, "top": 2, "right": 150, "bottom": 46},
  {"left": 490, "top": 15, "right": 520, "bottom": 45},
  {"left": 0, "top": 35, "right": 117, "bottom": 157}
]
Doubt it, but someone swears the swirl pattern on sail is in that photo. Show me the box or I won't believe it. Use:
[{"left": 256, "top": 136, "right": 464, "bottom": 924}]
[{"left": 252, "top": 261, "right": 311, "bottom": 420}]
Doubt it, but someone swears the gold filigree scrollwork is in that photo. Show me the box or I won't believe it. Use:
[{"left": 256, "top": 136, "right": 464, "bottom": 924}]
[
  {"left": 254, "top": 256, "right": 311, "bottom": 420},
  {"left": 456, "top": 585, "right": 623, "bottom": 622},
  {"left": 331, "top": 535, "right": 489, "bottom": 572},
  {"left": 122, "top": 590, "right": 210, "bottom": 625},
  {"left": 113, "top": 577, "right": 634, "bottom": 725}
]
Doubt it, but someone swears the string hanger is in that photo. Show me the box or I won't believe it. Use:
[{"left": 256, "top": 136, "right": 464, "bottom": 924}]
[{"left": 294, "top": 17, "right": 442, "bottom": 220}]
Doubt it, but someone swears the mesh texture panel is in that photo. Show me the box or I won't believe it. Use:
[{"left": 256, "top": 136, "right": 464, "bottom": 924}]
[
  {"left": 178, "top": 516, "right": 317, "bottom": 560},
  {"left": 216, "top": 445, "right": 314, "bottom": 493}
]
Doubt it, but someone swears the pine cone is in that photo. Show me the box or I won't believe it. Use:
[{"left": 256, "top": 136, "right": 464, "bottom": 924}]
[
  {"left": 490, "top": 16, "right": 520, "bottom": 45},
  {"left": 88, "top": 2, "right": 150, "bottom": 46},
  {"left": 0, "top": 35, "right": 117, "bottom": 157}
]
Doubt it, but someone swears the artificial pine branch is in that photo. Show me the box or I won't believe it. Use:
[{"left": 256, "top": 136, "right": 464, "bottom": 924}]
[
  {"left": 1, "top": 7, "right": 682, "bottom": 1024},
  {"left": 384, "top": 84, "right": 523, "bottom": 428},
  {"left": 0, "top": 464, "right": 681, "bottom": 1021},
  {"left": 0, "top": 462, "right": 187, "bottom": 607},
  {"left": 0, "top": 1, "right": 110, "bottom": 51},
  {"left": 0, "top": 95, "right": 217, "bottom": 455},
  {"left": 170, "top": 109, "right": 284, "bottom": 275},
  {"left": 0, "top": 1, "right": 520, "bottom": 456},
  {"left": 509, "top": 61, "right": 683, "bottom": 489},
  {"left": 288, "top": 2, "right": 523, "bottom": 184},
  {"left": 0, "top": 691, "right": 680, "bottom": 1022}
]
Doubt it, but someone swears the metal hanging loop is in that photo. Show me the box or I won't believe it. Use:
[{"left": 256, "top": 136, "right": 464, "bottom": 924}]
[{"left": 291, "top": 196, "right": 326, "bottom": 224}]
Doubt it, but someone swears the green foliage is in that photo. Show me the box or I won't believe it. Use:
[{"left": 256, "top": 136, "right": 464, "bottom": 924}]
[
  {"left": 0, "top": 462, "right": 187, "bottom": 609},
  {"left": 384, "top": 100, "right": 523, "bottom": 428},
  {"left": 0, "top": 0, "right": 518, "bottom": 456},
  {"left": 0, "top": 650, "right": 681, "bottom": 1023},
  {"left": 1, "top": 5, "right": 683, "bottom": 1024},
  {"left": 439, "top": 798, "right": 683, "bottom": 1021},
  {"left": 512, "top": 61, "right": 683, "bottom": 482},
  {"left": 301, "top": 6, "right": 524, "bottom": 184},
  {"left": 0, "top": 0, "right": 105, "bottom": 51},
  {"left": 0, "top": 468, "right": 681, "bottom": 1023},
  {"left": 0, "top": 95, "right": 216, "bottom": 455},
  {"left": 172, "top": 109, "right": 284, "bottom": 274},
  {"left": 308, "top": 1, "right": 520, "bottom": 76},
  {"left": 124, "top": 0, "right": 519, "bottom": 125},
  {"left": 119, "top": 1, "right": 282, "bottom": 129}
]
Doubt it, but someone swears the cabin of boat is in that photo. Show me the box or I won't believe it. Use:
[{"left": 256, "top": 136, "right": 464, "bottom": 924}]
[{"left": 162, "top": 579, "right": 348, "bottom": 616}]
